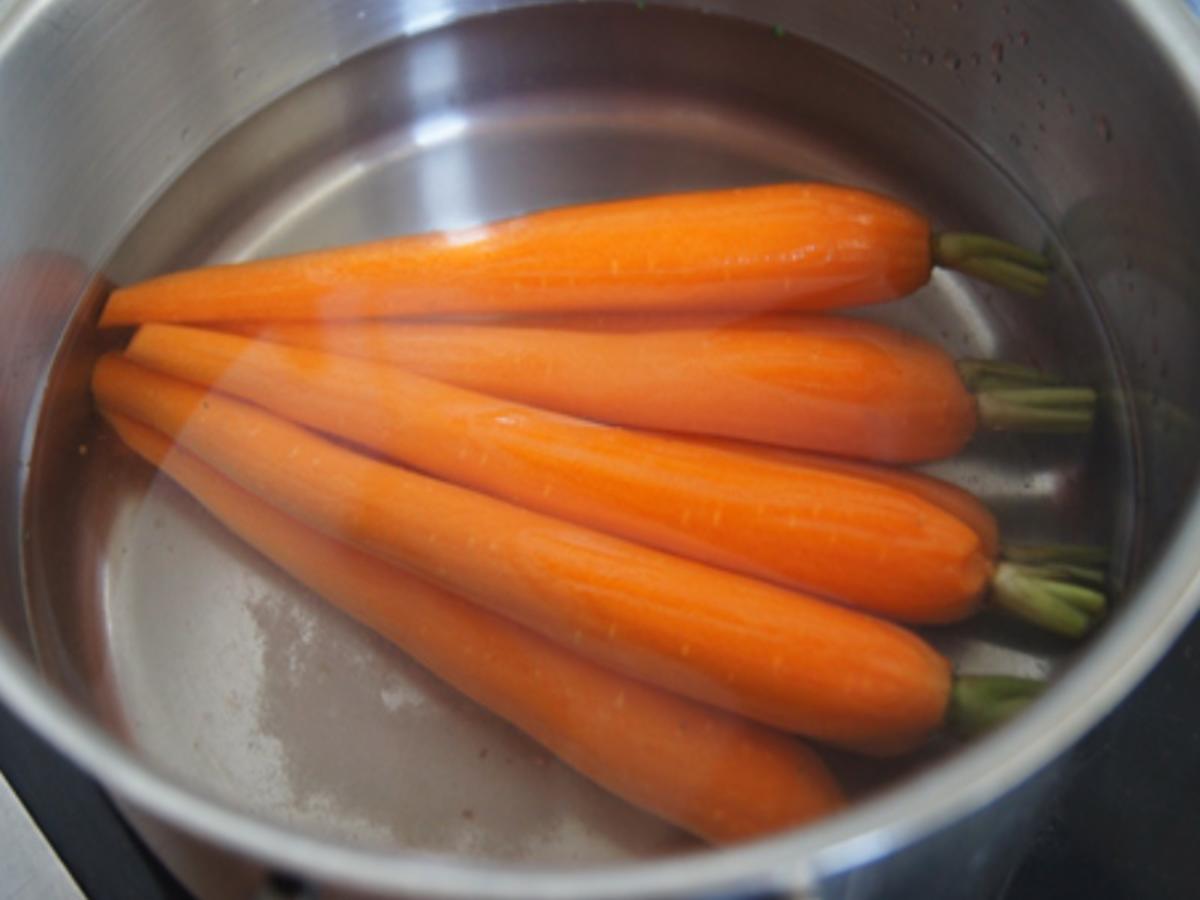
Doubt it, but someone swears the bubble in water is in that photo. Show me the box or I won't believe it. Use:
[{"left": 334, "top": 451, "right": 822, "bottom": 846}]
[
  {"left": 991, "top": 70, "right": 1002, "bottom": 85},
  {"left": 1019, "top": 29, "right": 1031, "bottom": 46},
  {"left": 180, "top": 127, "right": 190, "bottom": 141},
  {"left": 970, "top": 51, "right": 982, "bottom": 66},
  {"left": 909, "top": 0, "right": 921, "bottom": 11},
  {"left": 943, "top": 51, "right": 961, "bottom": 70},
  {"left": 991, "top": 40, "right": 1005, "bottom": 64},
  {"left": 1094, "top": 114, "right": 1113, "bottom": 142},
  {"left": 1037, "top": 71, "right": 1048, "bottom": 86},
  {"left": 233, "top": 66, "right": 245, "bottom": 81},
  {"left": 1036, "top": 98, "right": 1046, "bottom": 111},
  {"left": 953, "top": 0, "right": 963, "bottom": 10},
  {"left": 1037, "top": 121, "right": 1047, "bottom": 133},
  {"left": 919, "top": 48, "right": 934, "bottom": 65},
  {"left": 1009, "top": 132, "right": 1022, "bottom": 148}
]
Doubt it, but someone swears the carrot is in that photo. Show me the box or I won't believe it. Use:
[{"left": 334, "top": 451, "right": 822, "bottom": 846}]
[
  {"left": 674, "top": 434, "right": 1000, "bottom": 558},
  {"left": 221, "top": 313, "right": 1095, "bottom": 463},
  {"left": 91, "top": 353, "right": 955, "bottom": 753},
  {"left": 123, "top": 323, "right": 991, "bottom": 624},
  {"left": 98, "top": 183, "right": 1050, "bottom": 328},
  {"left": 667, "top": 436, "right": 1107, "bottom": 639},
  {"left": 103, "top": 413, "right": 846, "bottom": 843}
]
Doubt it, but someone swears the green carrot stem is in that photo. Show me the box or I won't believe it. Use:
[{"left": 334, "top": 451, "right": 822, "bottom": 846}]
[
  {"left": 957, "top": 361, "right": 1097, "bottom": 433},
  {"left": 1002, "top": 543, "right": 1109, "bottom": 567},
  {"left": 990, "top": 561, "right": 1107, "bottom": 638},
  {"left": 948, "top": 675, "right": 1047, "bottom": 737},
  {"left": 975, "top": 387, "right": 1097, "bottom": 433},
  {"left": 933, "top": 232, "right": 1052, "bottom": 296},
  {"left": 957, "top": 360, "right": 1064, "bottom": 393}
]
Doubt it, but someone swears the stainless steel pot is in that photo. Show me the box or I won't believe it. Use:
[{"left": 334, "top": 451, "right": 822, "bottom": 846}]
[{"left": 2, "top": 1, "right": 1200, "bottom": 897}]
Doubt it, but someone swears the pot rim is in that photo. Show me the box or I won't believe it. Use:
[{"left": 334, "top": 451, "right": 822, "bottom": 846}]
[{"left": 2, "top": 1, "right": 1199, "bottom": 896}]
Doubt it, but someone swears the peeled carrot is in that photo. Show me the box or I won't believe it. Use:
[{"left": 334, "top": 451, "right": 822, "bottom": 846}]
[
  {"left": 103, "top": 413, "right": 845, "bottom": 843},
  {"left": 667, "top": 436, "right": 1106, "bottom": 638},
  {"left": 98, "top": 184, "right": 1050, "bottom": 328},
  {"left": 221, "top": 314, "right": 1094, "bottom": 463},
  {"left": 675, "top": 434, "right": 1000, "bottom": 559},
  {"left": 124, "top": 323, "right": 991, "bottom": 624},
  {"left": 92, "top": 353, "right": 954, "bottom": 753}
]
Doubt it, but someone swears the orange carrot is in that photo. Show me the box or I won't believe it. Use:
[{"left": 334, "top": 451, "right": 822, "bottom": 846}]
[
  {"left": 224, "top": 313, "right": 1094, "bottom": 463},
  {"left": 98, "top": 184, "right": 1050, "bottom": 328},
  {"left": 673, "top": 434, "right": 1000, "bottom": 559},
  {"left": 92, "top": 353, "right": 953, "bottom": 753},
  {"left": 103, "top": 412, "right": 845, "bottom": 842},
  {"left": 124, "top": 323, "right": 991, "bottom": 623}
]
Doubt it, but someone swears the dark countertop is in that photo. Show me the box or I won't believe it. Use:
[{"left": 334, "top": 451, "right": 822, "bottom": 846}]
[{"left": 1003, "top": 611, "right": 1200, "bottom": 900}]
